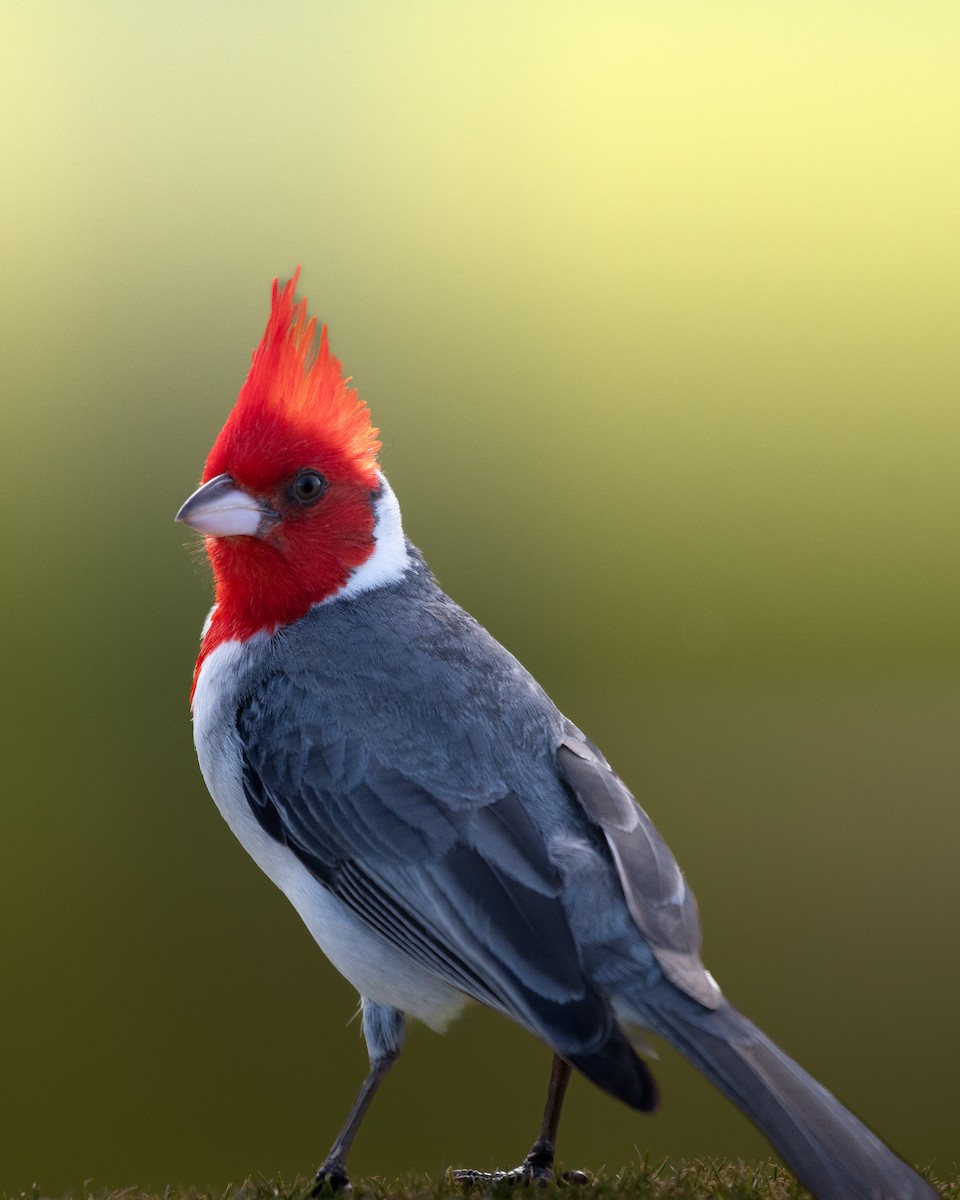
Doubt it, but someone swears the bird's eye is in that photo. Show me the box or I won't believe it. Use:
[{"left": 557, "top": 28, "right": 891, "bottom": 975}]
[{"left": 290, "top": 470, "right": 328, "bottom": 505}]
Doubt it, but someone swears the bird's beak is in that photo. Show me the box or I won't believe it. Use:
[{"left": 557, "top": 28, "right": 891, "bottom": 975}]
[{"left": 175, "top": 473, "right": 279, "bottom": 538}]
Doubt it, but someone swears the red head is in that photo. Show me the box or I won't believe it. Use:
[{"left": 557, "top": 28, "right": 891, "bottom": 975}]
[{"left": 178, "top": 272, "right": 391, "bottom": 679}]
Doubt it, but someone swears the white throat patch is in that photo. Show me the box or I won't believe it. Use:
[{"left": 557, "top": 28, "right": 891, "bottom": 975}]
[{"left": 332, "top": 472, "right": 410, "bottom": 601}]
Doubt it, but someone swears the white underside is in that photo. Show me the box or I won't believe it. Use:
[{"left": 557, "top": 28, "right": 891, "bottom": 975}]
[{"left": 192, "top": 637, "right": 467, "bottom": 1031}]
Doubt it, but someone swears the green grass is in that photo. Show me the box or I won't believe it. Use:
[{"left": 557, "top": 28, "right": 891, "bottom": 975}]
[{"left": 8, "top": 1160, "right": 958, "bottom": 1200}]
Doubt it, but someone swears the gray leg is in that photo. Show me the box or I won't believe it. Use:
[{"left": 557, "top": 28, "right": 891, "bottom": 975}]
[
  {"left": 521, "top": 1054, "right": 573, "bottom": 1178},
  {"left": 313, "top": 1001, "right": 405, "bottom": 1194},
  {"left": 453, "top": 1054, "right": 584, "bottom": 1186}
]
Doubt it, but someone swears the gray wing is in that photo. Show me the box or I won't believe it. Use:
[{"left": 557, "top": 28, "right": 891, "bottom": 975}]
[
  {"left": 235, "top": 678, "right": 656, "bottom": 1108},
  {"left": 557, "top": 723, "right": 721, "bottom": 1009}
]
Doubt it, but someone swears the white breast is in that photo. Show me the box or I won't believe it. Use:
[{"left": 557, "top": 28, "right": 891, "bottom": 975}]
[{"left": 191, "top": 636, "right": 467, "bottom": 1031}]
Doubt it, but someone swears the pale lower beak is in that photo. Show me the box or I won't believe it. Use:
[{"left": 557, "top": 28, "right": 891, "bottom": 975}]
[{"left": 175, "top": 473, "right": 278, "bottom": 538}]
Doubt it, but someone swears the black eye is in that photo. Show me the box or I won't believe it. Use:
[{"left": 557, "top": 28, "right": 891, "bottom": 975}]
[{"left": 290, "top": 470, "right": 328, "bottom": 505}]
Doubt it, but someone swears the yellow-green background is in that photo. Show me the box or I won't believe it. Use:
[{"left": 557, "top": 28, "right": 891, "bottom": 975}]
[{"left": 2, "top": 1, "right": 958, "bottom": 1191}]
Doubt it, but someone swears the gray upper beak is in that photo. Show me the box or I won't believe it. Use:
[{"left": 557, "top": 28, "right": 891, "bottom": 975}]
[{"left": 175, "top": 473, "right": 278, "bottom": 538}]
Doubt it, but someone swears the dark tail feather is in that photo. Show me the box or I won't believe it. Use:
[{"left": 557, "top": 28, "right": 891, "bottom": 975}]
[
  {"left": 644, "top": 1000, "right": 934, "bottom": 1200},
  {"left": 568, "top": 1026, "right": 660, "bottom": 1113}
]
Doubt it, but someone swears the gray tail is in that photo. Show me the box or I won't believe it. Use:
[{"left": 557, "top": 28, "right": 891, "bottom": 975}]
[{"left": 644, "top": 1000, "right": 934, "bottom": 1200}]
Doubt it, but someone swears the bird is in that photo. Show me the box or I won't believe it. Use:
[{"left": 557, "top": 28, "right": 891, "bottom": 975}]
[{"left": 176, "top": 271, "right": 935, "bottom": 1200}]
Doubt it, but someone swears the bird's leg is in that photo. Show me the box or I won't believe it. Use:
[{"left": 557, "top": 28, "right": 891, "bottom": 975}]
[
  {"left": 519, "top": 1054, "right": 572, "bottom": 1179},
  {"left": 312, "top": 1049, "right": 398, "bottom": 1194},
  {"left": 314, "top": 1002, "right": 405, "bottom": 1195},
  {"left": 453, "top": 1054, "right": 583, "bottom": 1186}
]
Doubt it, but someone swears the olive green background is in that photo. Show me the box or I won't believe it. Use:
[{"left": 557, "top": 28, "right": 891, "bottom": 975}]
[{"left": 1, "top": 2, "right": 958, "bottom": 1192}]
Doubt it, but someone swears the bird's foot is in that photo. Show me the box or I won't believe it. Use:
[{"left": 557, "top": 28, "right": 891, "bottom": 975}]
[
  {"left": 451, "top": 1165, "right": 547, "bottom": 1188},
  {"left": 312, "top": 1158, "right": 351, "bottom": 1195},
  {"left": 451, "top": 1157, "right": 588, "bottom": 1188}
]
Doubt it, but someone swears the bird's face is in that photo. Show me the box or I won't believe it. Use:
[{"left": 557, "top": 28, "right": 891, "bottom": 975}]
[{"left": 176, "top": 273, "right": 382, "bottom": 639}]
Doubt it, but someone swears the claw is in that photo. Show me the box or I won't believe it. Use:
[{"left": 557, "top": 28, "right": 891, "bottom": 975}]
[
  {"left": 450, "top": 1163, "right": 589, "bottom": 1189},
  {"left": 450, "top": 1164, "right": 549, "bottom": 1187},
  {"left": 312, "top": 1161, "right": 352, "bottom": 1195}
]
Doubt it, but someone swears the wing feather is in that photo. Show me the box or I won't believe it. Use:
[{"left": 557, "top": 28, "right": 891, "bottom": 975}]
[
  {"left": 236, "top": 689, "right": 620, "bottom": 1056},
  {"left": 557, "top": 725, "right": 721, "bottom": 1009}
]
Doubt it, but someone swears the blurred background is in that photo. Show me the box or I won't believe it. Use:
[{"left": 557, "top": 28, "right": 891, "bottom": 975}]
[{"left": 1, "top": 1, "right": 958, "bottom": 1192}]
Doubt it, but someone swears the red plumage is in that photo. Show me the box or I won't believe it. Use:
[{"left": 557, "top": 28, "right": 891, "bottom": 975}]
[
  {"left": 203, "top": 268, "right": 380, "bottom": 493},
  {"left": 190, "top": 272, "right": 384, "bottom": 693}
]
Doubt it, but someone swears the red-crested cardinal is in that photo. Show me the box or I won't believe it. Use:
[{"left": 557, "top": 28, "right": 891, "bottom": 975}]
[{"left": 176, "top": 273, "right": 934, "bottom": 1200}]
